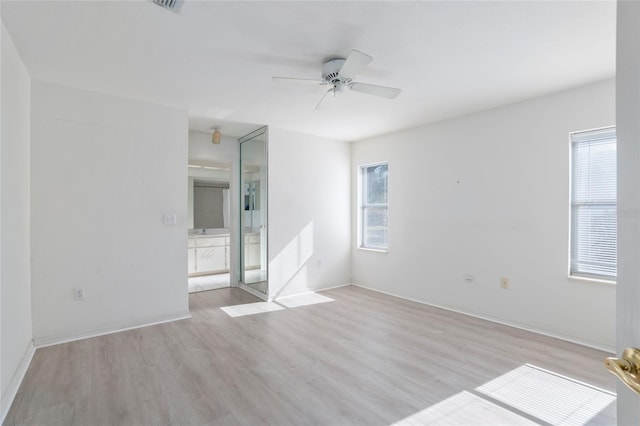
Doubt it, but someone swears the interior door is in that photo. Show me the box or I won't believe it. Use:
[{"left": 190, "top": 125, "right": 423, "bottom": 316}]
[{"left": 615, "top": 3, "right": 640, "bottom": 423}]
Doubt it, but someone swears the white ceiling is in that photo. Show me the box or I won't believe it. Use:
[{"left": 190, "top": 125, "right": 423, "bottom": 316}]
[{"left": 1, "top": 0, "right": 616, "bottom": 141}]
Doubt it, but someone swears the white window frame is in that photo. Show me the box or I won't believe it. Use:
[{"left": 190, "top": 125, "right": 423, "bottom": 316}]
[
  {"left": 358, "top": 162, "right": 389, "bottom": 252},
  {"left": 569, "top": 126, "right": 617, "bottom": 282}
]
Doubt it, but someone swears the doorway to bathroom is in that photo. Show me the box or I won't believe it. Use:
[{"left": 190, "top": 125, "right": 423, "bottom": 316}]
[
  {"left": 188, "top": 165, "right": 232, "bottom": 292},
  {"left": 187, "top": 127, "right": 238, "bottom": 293},
  {"left": 186, "top": 125, "right": 265, "bottom": 297}
]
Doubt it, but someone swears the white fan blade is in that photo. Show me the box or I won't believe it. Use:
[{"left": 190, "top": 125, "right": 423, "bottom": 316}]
[
  {"left": 272, "top": 76, "right": 325, "bottom": 85},
  {"left": 315, "top": 87, "right": 336, "bottom": 111},
  {"left": 339, "top": 50, "right": 373, "bottom": 80},
  {"left": 315, "top": 88, "right": 334, "bottom": 110},
  {"left": 349, "top": 82, "right": 401, "bottom": 99}
]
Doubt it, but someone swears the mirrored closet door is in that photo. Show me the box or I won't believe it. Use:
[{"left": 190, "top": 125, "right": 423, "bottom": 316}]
[{"left": 239, "top": 127, "right": 268, "bottom": 296}]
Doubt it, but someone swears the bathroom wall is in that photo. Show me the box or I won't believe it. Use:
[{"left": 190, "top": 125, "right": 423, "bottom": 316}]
[{"left": 189, "top": 130, "right": 238, "bottom": 164}]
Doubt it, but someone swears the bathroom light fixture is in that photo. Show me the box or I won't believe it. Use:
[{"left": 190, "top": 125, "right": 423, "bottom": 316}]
[{"left": 211, "top": 128, "right": 222, "bottom": 145}]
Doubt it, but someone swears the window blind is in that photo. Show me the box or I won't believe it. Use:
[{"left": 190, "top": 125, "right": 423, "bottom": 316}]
[{"left": 570, "top": 127, "right": 616, "bottom": 280}]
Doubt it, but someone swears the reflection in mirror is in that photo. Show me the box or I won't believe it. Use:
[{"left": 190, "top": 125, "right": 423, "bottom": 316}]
[{"left": 239, "top": 127, "right": 268, "bottom": 295}]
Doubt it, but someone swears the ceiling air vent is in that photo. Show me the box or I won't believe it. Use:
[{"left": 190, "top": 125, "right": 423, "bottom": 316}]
[{"left": 151, "top": 0, "right": 183, "bottom": 13}]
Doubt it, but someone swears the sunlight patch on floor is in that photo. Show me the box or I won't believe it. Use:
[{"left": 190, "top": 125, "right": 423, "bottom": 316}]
[
  {"left": 392, "top": 390, "right": 538, "bottom": 426},
  {"left": 392, "top": 364, "right": 615, "bottom": 426},
  {"left": 476, "top": 364, "right": 615, "bottom": 425},
  {"left": 275, "top": 292, "right": 334, "bottom": 308},
  {"left": 220, "top": 302, "right": 284, "bottom": 317},
  {"left": 220, "top": 292, "right": 334, "bottom": 317}
]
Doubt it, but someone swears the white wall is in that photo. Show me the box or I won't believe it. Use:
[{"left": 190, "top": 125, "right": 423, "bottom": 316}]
[
  {"left": 268, "top": 127, "right": 351, "bottom": 299},
  {"left": 352, "top": 79, "right": 616, "bottom": 350},
  {"left": 0, "top": 21, "right": 34, "bottom": 421},
  {"left": 30, "top": 81, "right": 189, "bottom": 345},
  {"left": 615, "top": 1, "right": 640, "bottom": 422}
]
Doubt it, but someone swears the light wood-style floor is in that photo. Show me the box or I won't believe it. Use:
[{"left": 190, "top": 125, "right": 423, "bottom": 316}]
[{"left": 5, "top": 286, "right": 616, "bottom": 426}]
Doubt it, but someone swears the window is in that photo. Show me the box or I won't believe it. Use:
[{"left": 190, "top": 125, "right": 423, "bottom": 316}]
[
  {"left": 360, "top": 162, "right": 388, "bottom": 250},
  {"left": 570, "top": 127, "right": 616, "bottom": 280}
]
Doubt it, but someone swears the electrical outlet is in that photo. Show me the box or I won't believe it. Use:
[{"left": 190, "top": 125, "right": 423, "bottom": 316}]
[
  {"left": 73, "top": 288, "right": 85, "bottom": 301},
  {"left": 501, "top": 277, "right": 509, "bottom": 289},
  {"left": 163, "top": 212, "right": 177, "bottom": 225}
]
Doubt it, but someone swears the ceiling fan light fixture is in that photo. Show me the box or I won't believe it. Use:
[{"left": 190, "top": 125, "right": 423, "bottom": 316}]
[
  {"left": 212, "top": 129, "right": 222, "bottom": 144},
  {"left": 272, "top": 49, "right": 401, "bottom": 110},
  {"left": 150, "top": 0, "right": 183, "bottom": 13}
]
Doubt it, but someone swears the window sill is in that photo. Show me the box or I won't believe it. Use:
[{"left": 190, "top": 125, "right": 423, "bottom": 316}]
[
  {"left": 568, "top": 274, "right": 616, "bottom": 285},
  {"left": 358, "top": 246, "right": 388, "bottom": 253}
]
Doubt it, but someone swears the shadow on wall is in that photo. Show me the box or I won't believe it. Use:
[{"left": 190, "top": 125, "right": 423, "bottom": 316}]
[{"left": 269, "top": 221, "right": 314, "bottom": 299}]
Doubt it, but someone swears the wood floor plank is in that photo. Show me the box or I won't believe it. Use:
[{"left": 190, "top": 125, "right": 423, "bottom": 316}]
[{"left": 4, "top": 286, "right": 616, "bottom": 426}]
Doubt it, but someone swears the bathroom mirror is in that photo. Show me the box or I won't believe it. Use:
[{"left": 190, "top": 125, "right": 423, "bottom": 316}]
[
  {"left": 239, "top": 127, "right": 268, "bottom": 296},
  {"left": 193, "top": 180, "right": 229, "bottom": 229},
  {"left": 187, "top": 161, "right": 231, "bottom": 233}
]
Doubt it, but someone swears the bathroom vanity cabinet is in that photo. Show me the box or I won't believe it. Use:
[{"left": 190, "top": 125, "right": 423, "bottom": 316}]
[
  {"left": 187, "top": 232, "right": 261, "bottom": 275},
  {"left": 188, "top": 235, "right": 229, "bottom": 276}
]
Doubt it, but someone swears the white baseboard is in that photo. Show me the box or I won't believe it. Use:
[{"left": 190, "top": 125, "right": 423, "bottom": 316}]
[
  {"left": 316, "top": 283, "right": 351, "bottom": 292},
  {"left": 351, "top": 283, "right": 615, "bottom": 354},
  {"left": 269, "top": 282, "right": 351, "bottom": 301},
  {"left": 34, "top": 311, "right": 192, "bottom": 348},
  {"left": 1, "top": 340, "right": 35, "bottom": 424}
]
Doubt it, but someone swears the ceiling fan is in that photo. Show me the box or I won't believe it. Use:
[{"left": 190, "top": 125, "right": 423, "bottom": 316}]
[{"left": 272, "top": 50, "right": 401, "bottom": 110}]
